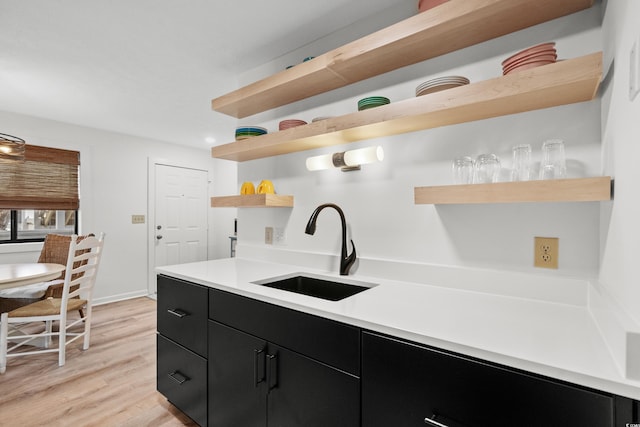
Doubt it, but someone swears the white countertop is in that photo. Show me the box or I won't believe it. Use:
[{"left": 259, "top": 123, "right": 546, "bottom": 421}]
[{"left": 156, "top": 257, "right": 640, "bottom": 400}]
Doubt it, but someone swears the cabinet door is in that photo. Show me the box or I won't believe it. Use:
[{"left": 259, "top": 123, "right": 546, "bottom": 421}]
[
  {"left": 362, "top": 332, "right": 614, "bottom": 427},
  {"left": 208, "top": 320, "right": 267, "bottom": 427},
  {"left": 267, "top": 343, "right": 360, "bottom": 427},
  {"left": 157, "top": 335, "right": 207, "bottom": 427}
]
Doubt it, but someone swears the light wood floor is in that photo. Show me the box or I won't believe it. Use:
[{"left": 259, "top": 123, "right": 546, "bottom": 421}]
[{"left": 0, "top": 297, "right": 198, "bottom": 427}]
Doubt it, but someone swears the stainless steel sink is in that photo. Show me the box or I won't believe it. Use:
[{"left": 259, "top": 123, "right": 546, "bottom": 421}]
[{"left": 252, "top": 273, "right": 375, "bottom": 301}]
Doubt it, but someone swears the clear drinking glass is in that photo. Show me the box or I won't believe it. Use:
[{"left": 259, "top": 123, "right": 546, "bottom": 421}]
[
  {"left": 539, "top": 139, "right": 566, "bottom": 180},
  {"left": 511, "top": 144, "right": 532, "bottom": 181},
  {"left": 474, "top": 154, "right": 501, "bottom": 183},
  {"left": 452, "top": 156, "right": 475, "bottom": 184}
]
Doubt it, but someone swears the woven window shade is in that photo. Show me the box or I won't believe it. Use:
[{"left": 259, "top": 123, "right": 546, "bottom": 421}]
[{"left": 0, "top": 145, "right": 80, "bottom": 210}]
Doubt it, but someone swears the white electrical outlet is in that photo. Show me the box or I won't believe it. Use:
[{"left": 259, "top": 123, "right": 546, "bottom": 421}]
[
  {"left": 630, "top": 36, "right": 640, "bottom": 101},
  {"left": 265, "top": 227, "right": 274, "bottom": 245},
  {"left": 274, "top": 227, "right": 286, "bottom": 245}
]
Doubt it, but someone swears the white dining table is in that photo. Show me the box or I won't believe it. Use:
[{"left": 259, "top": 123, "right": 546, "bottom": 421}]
[{"left": 0, "top": 263, "right": 66, "bottom": 290}]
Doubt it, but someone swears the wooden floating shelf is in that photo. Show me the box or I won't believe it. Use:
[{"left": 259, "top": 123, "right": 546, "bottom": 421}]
[
  {"left": 414, "top": 177, "right": 612, "bottom": 205},
  {"left": 211, "top": 0, "right": 594, "bottom": 118},
  {"left": 211, "top": 194, "right": 294, "bottom": 208},
  {"left": 212, "top": 52, "right": 603, "bottom": 162}
]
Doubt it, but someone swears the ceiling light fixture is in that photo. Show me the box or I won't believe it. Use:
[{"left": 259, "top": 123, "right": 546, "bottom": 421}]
[
  {"left": 0, "top": 133, "right": 26, "bottom": 162},
  {"left": 306, "top": 146, "right": 384, "bottom": 172}
]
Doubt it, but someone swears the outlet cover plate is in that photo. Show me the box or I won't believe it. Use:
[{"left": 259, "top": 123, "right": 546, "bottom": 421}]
[
  {"left": 265, "top": 227, "right": 274, "bottom": 245},
  {"left": 274, "top": 227, "right": 286, "bottom": 245},
  {"left": 534, "top": 236, "right": 559, "bottom": 269}
]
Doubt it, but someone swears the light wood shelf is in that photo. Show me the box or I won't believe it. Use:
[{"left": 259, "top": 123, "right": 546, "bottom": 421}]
[
  {"left": 212, "top": 52, "right": 603, "bottom": 162},
  {"left": 211, "top": 0, "right": 594, "bottom": 118},
  {"left": 211, "top": 194, "right": 294, "bottom": 208},
  {"left": 414, "top": 177, "right": 612, "bottom": 205}
]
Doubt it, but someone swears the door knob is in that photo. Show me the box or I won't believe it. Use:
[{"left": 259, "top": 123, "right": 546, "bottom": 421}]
[{"left": 156, "top": 235, "right": 163, "bottom": 240}]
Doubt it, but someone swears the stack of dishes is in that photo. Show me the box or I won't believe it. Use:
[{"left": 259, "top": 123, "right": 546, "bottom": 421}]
[
  {"left": 502, "top": 42, "right": 557, "bottom": 75},
  {"left": 279, "top": 119, "right": 307, "bottom": 130},
  {"left": 357, "top": 96, "right": 390, "bottom": 111},
  {"left": 415, "top": 76, "right": 470, "bottom": 97},
  {"left": 235, "top": 126, "right": 267, "bottom": 141},
  {"left": 418, "top": 0, "right": 449, "bottom": 13}
]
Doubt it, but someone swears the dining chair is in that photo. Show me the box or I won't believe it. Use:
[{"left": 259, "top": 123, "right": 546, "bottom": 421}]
[
  {"left": 0, "top": 233, "right": 93, "bottom": 314},
  {"left": 0, "top": 233, "right": 105, "bottom": 373}
]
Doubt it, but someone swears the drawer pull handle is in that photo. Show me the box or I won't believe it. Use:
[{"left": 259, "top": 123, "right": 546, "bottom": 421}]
[
  {"left": 168, "top": 371, "right": 189, "bottom": 385},
  {"left": 424, "top": 416, "right": 448, "bottom": 427},
  {"left": 167, "top": 308, "right": 188, "bottom": 318},
  {"left": 254, "top": 348, "right": 265, "bottom": 387},
  {"left": 267, "top": 353, "right": 278, "bottom": 391}
]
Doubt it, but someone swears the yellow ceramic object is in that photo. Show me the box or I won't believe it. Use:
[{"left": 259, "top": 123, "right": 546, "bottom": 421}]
[
  {"left": 257, "top": 179, "right": 275, "bottom": 194},
  {"left": 240, "top": 181, "right": 255, "bottom": 195}
]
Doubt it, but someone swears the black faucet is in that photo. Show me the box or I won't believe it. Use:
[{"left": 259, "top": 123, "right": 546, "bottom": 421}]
[{"left": 305, "top": 203, "right": 357, "bottom": 276}]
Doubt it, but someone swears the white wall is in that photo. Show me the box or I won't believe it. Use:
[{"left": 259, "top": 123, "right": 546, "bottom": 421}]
[
  {"left": 600, "top": 0, "right": 640, "bottom": 325},
  {"left": 4, "top": 1, "right": 637, "bottom": 330},
  {"left": 235, "top": 5, "right": 606, "bottom": 277},
  {"left": 0, "top": 110, "right": 237, "bottom": 303}
]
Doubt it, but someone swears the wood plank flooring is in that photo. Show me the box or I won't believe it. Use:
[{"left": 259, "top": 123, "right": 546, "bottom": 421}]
[{"left": 0, "top": 297, "right": 198, "bottom": 427}]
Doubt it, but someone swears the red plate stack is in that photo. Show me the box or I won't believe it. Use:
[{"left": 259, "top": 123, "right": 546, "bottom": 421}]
[
  {"left": 501, "top": 42, "right": 557, "bottom": 75},
  {"left": 418, "top": 0, "right": 448, "bottom": 13},
  {"left": 279, "top": 119, "right": 307, "bottom": 130}
]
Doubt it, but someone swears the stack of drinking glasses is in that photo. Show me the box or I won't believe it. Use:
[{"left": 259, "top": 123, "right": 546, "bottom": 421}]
[
  {"left": 452, "top": 139, "right": 567, "bottom": 184},
  {"left": 452, "top": 153, "right": 501, "bottom": 184},
  {"left": 511, "top": 144, "right": 532, "bottom": 181},
  {"left": 538, "top": 139, "right": 567, "bottom": 179}
]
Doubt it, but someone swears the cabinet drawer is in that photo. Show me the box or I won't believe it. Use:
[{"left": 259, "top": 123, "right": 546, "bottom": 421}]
[
  {"left": 157, "top": 335, "right": 207, "bottom": 427},
  {"left": 362, "top": 332, "right": 615, "bottom": 427},
  {"left": 209, "top": 287, "right": 361, "bottom": 376},
  {"left": 157, "top": 275, "right": 207, "bottom": 356}
]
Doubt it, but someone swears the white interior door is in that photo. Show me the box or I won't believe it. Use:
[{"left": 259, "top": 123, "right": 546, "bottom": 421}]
[{"left": 152, "top": 164, "right": 208, "bottom": 293}]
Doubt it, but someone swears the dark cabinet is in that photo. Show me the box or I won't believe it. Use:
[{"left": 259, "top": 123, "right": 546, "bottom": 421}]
[
  {"left": 157, "top": 274, "right": 208, "bottom": 357},
  {"left": 157, "top": 275, "right": 208, "bottom": 426},
  {"left": 268, "top": 340, "right": 359, "bottom": 427},
  {"left": 208, "top": 288, "right": 361, "bottom": 427},
  {"left": 208, "top": 320, "right": 266, "bottom": 427},
  {"left": 208, "top": 286, "right": 360, "bottom": 375},
  {"left": 157, "top": 335, "right": 207, "bottom": 426},
  {"left": 362, "top": 331, "right": 636, "bottom": 427},
  {"left": 156, "top": 273, "right": 639, "bottom": 427}
]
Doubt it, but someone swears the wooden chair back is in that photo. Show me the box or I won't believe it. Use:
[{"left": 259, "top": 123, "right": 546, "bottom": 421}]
[
  {"left": 62, "top": 233, "right": 104, "bottom": 306},
  {"left": 38, "top": 233, "right": 94, "bottom": 299}
]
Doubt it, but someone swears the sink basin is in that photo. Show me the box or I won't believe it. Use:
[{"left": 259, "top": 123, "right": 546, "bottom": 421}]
[{"left": 252, "top": 273, "right": 375, "bottom": 301}]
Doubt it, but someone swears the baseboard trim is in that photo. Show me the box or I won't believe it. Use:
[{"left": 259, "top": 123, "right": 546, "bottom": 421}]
[{"left": 93, "top": 290, "right": 150, "bottom": 306}]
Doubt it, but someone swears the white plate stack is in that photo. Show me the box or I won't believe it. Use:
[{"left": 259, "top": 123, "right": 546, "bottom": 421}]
[{"left": 415, "top": 76, "right": 470, "bottom": 97}]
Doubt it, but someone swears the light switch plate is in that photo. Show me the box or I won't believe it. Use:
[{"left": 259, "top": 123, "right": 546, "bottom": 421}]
[{"left": 131, "top": 214, "right": 145, "bottom": 224}]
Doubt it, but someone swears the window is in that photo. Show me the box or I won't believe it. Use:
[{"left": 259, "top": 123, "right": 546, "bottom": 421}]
[
  {"left": 0, "top": 209, "right": 77, "bottom": 242},
  {"left": 0, "top": 145, "right": 80, "bottom": 243}
]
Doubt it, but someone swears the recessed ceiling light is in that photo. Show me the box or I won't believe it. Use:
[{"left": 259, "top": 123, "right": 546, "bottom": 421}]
[{"left": 205, "top": 137, "right": 216, "bottom": 144}]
